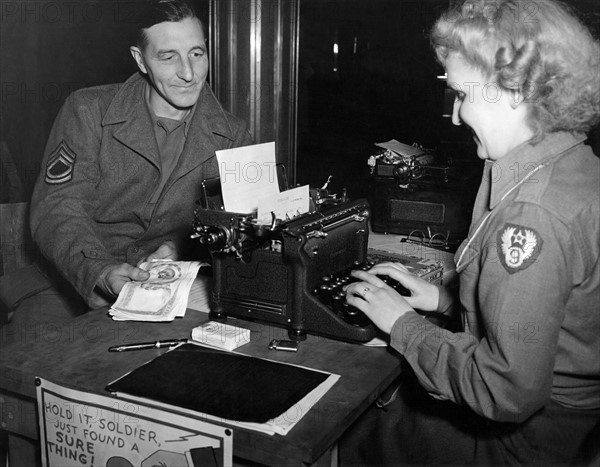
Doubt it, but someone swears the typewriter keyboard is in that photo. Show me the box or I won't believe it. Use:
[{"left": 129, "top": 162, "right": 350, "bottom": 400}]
[{"left": 313, "top": 258, "right": 411, "bottom": 328}]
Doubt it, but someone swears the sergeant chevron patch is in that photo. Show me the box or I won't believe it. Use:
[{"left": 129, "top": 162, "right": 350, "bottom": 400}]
[
  {"left": 45, "top": 140, "right": 76, "bottom": 185},
  {"left": 497, "top": 223, "right": 543, "bottom": 273}
]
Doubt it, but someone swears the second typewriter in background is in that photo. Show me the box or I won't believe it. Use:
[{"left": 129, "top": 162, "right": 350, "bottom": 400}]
[{"left": 192, "top": 183, "right": 443, "bottom": 343}]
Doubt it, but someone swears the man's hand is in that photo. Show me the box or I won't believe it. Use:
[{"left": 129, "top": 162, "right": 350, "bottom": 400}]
[
  {"left": 137, "top": 240, "right": 178, "bottom": 266},
  {"left": 97, "top": 263, "right": 151, "bottom": 298}
]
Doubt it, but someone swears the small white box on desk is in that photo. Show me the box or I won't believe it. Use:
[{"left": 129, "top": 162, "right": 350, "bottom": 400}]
[{"left": 191, "top": 321, "right": 251, "bottom": 351}]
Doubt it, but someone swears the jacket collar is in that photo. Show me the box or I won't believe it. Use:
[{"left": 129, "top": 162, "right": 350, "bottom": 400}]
[
  {"left": 488, "top": 132, "right": 587, "bottom": 210},
  {"left": 102, "top": 73, "right": 236, "bottom": 169}
]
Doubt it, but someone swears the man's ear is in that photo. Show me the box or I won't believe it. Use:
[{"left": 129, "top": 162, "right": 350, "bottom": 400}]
[{"left": 130, "top": 46, "right": 147, "bottom": 74}]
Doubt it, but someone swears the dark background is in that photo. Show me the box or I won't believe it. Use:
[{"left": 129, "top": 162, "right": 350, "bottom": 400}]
[
  {"left": 297, "top": 0, "right": 451, "bottom": 196},
  {"left": 295, "top": 0, "right": 600, "bottom": 200},
  {"left": 1, "top": 0, "right": 599, "bottom": 203},
  {"left": 0, "top": 0, "right": 206, "bottom": 201}
]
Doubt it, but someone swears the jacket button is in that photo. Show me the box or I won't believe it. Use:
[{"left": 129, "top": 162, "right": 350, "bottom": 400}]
[
  {"left": 132, "top": 246, "right": 139, "bottom": 253},
  {"left": 156, "top": 218, "right": 162, "bottom": 224}
]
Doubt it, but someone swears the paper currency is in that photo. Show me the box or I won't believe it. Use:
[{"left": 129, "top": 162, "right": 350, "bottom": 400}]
[
  {"left": 109, "top": 260, "right": 204, "bottom": 322},
  {"left": 186, "top": 276, "right": 212, "bottom": 313}
]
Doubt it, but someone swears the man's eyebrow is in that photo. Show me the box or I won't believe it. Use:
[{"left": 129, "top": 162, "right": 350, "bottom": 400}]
[
  {"left": 156, "top": 45, "right": 206, "bottom": 54},
  {"left": 156, "top": 48, "right": 177, "bottom": 55}
]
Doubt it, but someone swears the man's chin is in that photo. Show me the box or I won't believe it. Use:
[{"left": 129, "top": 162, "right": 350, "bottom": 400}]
[
  {"left": 171, "top": 96, "right": 200, "bottom": 110},
  {"left": 170, "top": 88, "right": 203, "bottom": 110}
]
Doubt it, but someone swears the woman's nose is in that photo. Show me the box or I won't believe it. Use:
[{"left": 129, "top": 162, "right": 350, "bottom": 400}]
[{"left": 452, "top": 99, "right": 462, "bottom": 126}]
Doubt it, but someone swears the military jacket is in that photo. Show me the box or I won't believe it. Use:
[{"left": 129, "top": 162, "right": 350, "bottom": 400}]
[
  {"left": 391, "top": 132, "right": 599, "bottom": 423},
  {"left": 30, "top": 73, "right": 253, "bottom": 307}
]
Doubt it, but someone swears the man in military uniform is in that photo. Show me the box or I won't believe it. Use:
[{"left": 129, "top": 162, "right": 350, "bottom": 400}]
[{"left": 6, "top": 0, "right": 251, "bottom": 335}]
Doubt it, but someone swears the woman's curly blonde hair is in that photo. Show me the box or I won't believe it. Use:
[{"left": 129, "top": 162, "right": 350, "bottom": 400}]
[{"left": 431, "top": 0, "right": 600, "bottom": 140}]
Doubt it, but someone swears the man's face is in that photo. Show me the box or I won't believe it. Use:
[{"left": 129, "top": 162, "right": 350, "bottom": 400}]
[{"left": 131, "top": 16, "right": 208, "bottom": 119}]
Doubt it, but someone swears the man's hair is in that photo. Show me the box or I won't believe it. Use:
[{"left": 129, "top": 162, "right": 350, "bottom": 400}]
[
  {"left": 430, "top": 0, "right": 600, "bottom": 139},
  {"left": 135, "top": 0, "right": 204, "bottom": 49}
]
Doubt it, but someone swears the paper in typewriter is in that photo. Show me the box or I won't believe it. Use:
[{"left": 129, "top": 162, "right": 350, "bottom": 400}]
[
  {"left": 256, "top": 184, "right": 310, "bottom": 224},
  {"left": 375, "top": 139, "right": 424, "bottom": 157},
  {"left": 105, "top": 343, "right": 340, "bottom": 436},
  {"left": 216, "top": 141, "right": 280, "bottom": 213}
]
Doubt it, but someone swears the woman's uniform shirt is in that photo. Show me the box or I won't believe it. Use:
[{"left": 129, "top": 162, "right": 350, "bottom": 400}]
[{"left": 390, "top": 132, "right": 599, "bottom": 423}]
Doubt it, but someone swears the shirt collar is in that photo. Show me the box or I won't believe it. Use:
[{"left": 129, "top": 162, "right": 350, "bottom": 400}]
[{"left": 488, "top": 132, "right": 587, "bottom": 209}]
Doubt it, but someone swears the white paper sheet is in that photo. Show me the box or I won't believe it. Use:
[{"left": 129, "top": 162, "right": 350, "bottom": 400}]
[
  {"left": 375, "top": 139, "right": 424, "bottom": 157},
  {"left": 216, "top": 142, "right": 280, "bottom": 213},
  {"left": 257, "top": 184, "right": 310, "bottom": 224}
]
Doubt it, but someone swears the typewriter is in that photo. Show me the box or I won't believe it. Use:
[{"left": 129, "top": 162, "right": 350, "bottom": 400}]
[{"left": 191, "top": 177, "right": 388, "bottom": 342}]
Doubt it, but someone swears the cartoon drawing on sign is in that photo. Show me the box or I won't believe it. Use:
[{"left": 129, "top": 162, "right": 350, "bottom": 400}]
[
  {"left": 106, "top": 457, "right": 134, "bottom": 467},
  {"left": 142, "top": 450, "right": 189, "bottom": 466}
]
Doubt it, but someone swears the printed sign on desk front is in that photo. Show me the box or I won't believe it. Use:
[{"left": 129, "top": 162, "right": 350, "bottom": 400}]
[{"left": 36, "top": 378, "right": 232, "bottom": 467}]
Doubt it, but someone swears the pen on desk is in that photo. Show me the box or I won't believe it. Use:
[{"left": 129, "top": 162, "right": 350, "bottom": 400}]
[{"left": 108, "top": 339, "right": 188, "bottom": 352}]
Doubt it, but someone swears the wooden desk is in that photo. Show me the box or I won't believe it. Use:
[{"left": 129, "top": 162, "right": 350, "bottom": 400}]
[{"left": 0, "top": 305, "right": 402, "bottom": 466}]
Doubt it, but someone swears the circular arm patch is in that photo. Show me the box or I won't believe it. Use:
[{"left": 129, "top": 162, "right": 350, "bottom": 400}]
[{"left": 497, "top": 223, "right": 543, "bottom": 274}]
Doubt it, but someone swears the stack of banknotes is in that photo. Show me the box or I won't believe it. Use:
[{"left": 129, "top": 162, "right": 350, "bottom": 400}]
[
  {"left": 191, "top": 321, "right": 251, "bottom": 351},
  {"left": 109, "top": 260, "right": 205, "bottom": 321}
]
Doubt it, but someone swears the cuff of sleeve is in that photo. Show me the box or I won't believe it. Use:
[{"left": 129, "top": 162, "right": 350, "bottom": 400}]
[
  {"left": 389, "top": 310, "right": 429, "bottom": 355},
  {"left": 436, "top": 285, "right": 455, "bottom": 315},
  {"left": 81, "top": 259, "right": 118, "bottom": 309}
]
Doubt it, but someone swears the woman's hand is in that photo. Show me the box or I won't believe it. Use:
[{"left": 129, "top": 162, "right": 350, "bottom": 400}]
[
  {"left": 344, "top": 269, "right": 415, "bottom": 335},
  {"left": 367, "top": 262, "right": 440, "bottom": 313}
]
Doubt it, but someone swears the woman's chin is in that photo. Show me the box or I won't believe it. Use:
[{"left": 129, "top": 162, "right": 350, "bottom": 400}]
[{"left": 475, "top": 145, "right": 489, "bottom": 160}]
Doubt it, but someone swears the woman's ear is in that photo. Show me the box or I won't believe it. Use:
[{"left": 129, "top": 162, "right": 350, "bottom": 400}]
[{"left": 509, "top": 88, "right": 525, "bottom": 109}]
